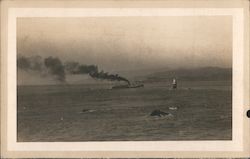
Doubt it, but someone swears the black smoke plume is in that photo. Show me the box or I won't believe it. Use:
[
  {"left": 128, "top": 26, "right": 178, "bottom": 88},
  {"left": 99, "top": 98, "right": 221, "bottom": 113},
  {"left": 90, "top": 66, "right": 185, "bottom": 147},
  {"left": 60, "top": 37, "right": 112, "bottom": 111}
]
[
  {"left": 18, "top": 55, "right": 130, "bottom": 84},
  {"left": 17, "top": 55, "right": 43, "bottom": 71},
  {"left": 17, "top": 55, "right": 65, "bottom": 82},
  {"left": 44, "top": 57, "right": 65, "bottom": 82},
  {"left": 64, "top": 61, "right": 130, "bottom": 84}
]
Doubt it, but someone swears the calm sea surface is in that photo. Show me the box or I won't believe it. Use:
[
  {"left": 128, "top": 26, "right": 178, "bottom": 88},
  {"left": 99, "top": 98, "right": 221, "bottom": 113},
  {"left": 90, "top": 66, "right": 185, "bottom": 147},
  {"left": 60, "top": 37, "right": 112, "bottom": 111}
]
[{"left": 17, "top": 81, "right": 232, "bottom": 141}]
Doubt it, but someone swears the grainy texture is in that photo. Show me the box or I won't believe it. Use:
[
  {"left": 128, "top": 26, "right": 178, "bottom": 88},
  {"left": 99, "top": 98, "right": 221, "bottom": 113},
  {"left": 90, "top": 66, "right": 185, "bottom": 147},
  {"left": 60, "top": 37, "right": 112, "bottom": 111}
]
[{"left": 17, "top": 81, "right": 232, "bottom": 141}]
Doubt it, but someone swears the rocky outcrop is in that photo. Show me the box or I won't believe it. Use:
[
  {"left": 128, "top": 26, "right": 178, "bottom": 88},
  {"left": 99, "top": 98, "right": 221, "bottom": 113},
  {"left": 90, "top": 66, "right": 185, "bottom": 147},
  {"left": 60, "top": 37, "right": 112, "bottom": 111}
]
[{"left": 150, "top": 109, "right": 170, "bottom": 117}]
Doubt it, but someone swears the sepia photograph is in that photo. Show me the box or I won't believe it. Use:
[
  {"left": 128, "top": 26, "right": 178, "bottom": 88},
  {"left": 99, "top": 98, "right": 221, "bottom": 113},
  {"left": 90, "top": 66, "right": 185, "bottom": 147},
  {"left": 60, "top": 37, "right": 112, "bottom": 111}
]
[
  {"left": 17, "top": 16, "right": 232, "bottom": 142},
  {"left": 1, "top": 1, "right": 249, "bottom": 158}
]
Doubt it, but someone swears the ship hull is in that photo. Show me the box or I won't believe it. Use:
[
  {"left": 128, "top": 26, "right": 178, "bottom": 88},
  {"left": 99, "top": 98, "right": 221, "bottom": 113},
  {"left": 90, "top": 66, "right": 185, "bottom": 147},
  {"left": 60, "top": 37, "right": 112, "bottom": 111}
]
[{"left": 112, "top": 84, "right": 144, "bottom": 89}]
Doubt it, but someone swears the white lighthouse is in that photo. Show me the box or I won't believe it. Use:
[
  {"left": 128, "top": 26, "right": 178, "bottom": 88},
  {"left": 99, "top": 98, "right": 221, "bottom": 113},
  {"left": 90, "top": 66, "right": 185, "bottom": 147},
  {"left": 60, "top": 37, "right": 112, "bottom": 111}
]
[{"left": 172, "top": 78, "right": 177, "bottom": 89}]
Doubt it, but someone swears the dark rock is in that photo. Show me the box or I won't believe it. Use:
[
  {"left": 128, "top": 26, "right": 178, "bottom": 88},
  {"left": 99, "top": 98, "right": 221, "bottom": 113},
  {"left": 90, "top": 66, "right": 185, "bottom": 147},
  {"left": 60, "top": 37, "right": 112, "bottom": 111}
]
[
  {"left": 81, "top": 109, "right": 96, "bottom": 113},
  {"left": 150, "top": 109, "right": 169, "bottom": 117},
  {"left": 82, "top": 109, "right": 90, "bottom": 113}
]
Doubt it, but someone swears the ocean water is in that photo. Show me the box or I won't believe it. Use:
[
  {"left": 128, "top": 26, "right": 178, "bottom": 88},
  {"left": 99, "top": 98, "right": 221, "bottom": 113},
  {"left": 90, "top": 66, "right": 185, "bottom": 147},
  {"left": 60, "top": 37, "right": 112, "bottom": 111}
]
[{"left": 17, "top": 81, "right": 232, "bottom": 141}]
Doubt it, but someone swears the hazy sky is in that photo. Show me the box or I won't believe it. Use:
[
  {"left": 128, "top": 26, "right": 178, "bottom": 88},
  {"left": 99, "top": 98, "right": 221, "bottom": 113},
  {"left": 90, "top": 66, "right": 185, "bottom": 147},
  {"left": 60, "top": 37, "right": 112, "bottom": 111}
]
[{"left": 17, "top": 16, "right": 232, "bottom": 72}]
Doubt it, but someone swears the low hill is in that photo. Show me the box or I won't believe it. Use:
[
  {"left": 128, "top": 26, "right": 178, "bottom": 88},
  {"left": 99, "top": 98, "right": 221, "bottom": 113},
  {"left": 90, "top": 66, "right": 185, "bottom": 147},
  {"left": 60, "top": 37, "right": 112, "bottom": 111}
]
[{"left": 146, "top": 67, "right": 232, "bottom": 82}]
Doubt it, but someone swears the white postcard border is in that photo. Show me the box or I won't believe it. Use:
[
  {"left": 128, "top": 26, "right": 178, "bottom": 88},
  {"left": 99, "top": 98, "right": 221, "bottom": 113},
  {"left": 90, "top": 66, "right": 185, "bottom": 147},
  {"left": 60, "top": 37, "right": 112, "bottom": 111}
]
[{"left": 6, "top": 8, "right": 244, "bottom": 152}]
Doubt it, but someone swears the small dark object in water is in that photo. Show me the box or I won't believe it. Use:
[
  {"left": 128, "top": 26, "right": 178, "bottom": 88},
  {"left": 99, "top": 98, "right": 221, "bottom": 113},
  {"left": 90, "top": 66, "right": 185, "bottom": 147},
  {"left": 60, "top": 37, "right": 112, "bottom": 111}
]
[
  {"left": 150, "top": 109, "right": 169, "bottom": 117},
  {"left": 81, "top": 109, "right": 96, "bottom": 113},
  {"left": 82, "top": 109, "right": 90, "bottom": 113}
]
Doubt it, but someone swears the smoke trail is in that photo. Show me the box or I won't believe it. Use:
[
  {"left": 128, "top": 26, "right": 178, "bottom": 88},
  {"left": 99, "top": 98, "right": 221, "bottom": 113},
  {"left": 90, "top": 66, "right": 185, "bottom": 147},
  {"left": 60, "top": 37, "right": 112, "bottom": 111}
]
[
  {"left": 65, "top": 61, "right": 130, "bottom": 84},
  {"left": 17, "top": 55, "right": 66, "bottom": 82},
  {"left": 17, "top": 56, "right": 30, "bottom": 70},
  {"left": 89, "top": 71, "right": 130, "bottom": 84},
  {"left": 18, "top": 55, "right": 130, "bottom": 84},
  {"left": 64, "top": 62, "right": 98, "bottom": 74},
  {"left": 17, "top": 55, "right": 43, "bottom": 71},
  {"left": 44, "top": 57, "right": 65, "bottom": 82}
]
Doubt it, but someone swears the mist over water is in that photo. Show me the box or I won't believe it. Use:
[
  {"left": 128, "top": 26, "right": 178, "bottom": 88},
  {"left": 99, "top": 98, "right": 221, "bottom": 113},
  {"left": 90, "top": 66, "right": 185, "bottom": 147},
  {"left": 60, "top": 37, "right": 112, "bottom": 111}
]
[{"left": 17, "top": 17, "right": 232, "bottom": 72}]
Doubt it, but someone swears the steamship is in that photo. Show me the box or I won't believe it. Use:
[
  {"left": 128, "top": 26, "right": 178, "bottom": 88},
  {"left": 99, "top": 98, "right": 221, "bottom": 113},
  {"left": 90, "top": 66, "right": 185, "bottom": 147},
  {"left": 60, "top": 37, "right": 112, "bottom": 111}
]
[{"left": 112, "top": 82, "right": 144, "bottom": 89}]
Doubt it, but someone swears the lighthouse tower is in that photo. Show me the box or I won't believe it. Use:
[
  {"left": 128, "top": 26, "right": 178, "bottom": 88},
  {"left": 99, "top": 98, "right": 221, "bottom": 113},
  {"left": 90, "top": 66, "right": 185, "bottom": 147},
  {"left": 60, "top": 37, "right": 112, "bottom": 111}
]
[{"left": 172, "top": 78, "right": 177, "bottom": 89}]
